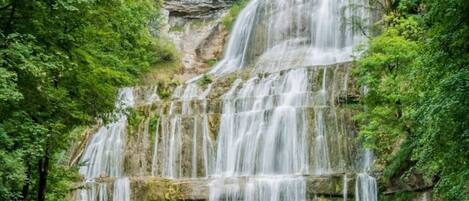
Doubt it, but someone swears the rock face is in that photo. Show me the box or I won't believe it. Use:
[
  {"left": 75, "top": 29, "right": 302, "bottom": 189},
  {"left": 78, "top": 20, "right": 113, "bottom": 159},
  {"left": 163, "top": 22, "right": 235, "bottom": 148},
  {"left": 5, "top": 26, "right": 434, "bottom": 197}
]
[
  {"left": 165, "top": 0, "right": 234, "bottom": 18},
  {"left": 129, "top": 175, "right": 357, "bottom": 201},
  {"left": 69, "top": 0, "right": 389, "bottom": 201},
  {"left": 158, "top": 0, "right": 232, "bottom": 81},
  {"left": 70, "top": 63, "right": 365, "bottom": 201}
]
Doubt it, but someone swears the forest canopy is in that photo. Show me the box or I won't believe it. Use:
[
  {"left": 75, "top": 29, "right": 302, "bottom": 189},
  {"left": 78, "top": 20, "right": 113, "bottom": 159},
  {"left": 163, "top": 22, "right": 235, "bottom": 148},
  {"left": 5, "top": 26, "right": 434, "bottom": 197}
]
[
  {"left": 0, "top": 0, "right": 467, "bottom": 201},
  {"left": 0, "top": 0, "right": 175, "bottom": 200},
  {"left": 354, "top": 0, "right": 469, "bottom": 200}
]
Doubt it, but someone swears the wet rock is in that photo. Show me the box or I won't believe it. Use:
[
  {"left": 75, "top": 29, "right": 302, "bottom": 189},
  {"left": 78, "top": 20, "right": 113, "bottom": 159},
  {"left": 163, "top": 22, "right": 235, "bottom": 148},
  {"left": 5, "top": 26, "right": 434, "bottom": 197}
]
[{"left": 128, "top": 175, "right": 355, "bottom": 201}]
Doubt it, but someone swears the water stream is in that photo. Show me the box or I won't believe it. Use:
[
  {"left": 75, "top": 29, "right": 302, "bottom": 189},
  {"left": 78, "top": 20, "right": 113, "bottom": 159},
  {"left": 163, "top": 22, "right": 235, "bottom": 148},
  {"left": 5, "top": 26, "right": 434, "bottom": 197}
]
[
  {"left": 77, "top": 88, "right": 134, "bottom": 201},
  {"left": 75, "top": 0, "right": 377, "bottom": 200}
]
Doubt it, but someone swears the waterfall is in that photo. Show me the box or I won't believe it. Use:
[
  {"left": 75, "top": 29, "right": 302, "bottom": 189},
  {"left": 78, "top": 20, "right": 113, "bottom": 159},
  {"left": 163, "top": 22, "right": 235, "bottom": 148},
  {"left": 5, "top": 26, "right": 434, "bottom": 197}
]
[
  {"left": 75, "top": 0, "right": 375, "bottom": 200},
  {"left": 205, "top": 0, "right": 371, "bottom": 200},
  {"left": 151, "top": 83, "right": 215, "bottom": 178},
  {"left": 206, "top": 0, "right": 370, "bottom": 77},
  {"left": 113, "top": 178, "right": 131, "bottom": 201},
  {"left": 355, "top": 149, "right": 378, "bottom": 201},
  {"left": 77, "top": 88, "right": 134, "bottom": 201}
]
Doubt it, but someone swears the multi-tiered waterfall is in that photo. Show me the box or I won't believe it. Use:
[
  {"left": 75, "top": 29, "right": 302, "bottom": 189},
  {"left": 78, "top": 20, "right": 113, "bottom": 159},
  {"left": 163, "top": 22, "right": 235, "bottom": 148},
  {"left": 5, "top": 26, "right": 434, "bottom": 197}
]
[{"left": 73, "top": 0, "right": 377, "bottom": 200}]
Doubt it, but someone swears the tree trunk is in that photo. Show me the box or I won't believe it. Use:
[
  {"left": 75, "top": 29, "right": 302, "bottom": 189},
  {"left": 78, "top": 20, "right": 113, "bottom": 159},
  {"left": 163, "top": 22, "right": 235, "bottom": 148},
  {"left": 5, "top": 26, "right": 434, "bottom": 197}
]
[
  {"left": 3, "top": 0, "right": 17, "bottom": 34},
  {"left": 37, "top": 148, "right": 50, "bottom": 201},
  {"left": 20, "top": 162, "right": 32, "bottom": 201}
]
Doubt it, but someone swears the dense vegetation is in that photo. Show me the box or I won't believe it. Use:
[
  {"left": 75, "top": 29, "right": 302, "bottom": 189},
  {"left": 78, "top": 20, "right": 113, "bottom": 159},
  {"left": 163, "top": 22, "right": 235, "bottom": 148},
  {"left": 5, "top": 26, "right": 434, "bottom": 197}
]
[
  {"left": 0, "top": 0, "right": 175, "bottom": 200},
  {"left": 0, "top": 0, "right": 467, "bottom": 200},
  {"left": 354, "top": 0, "right": 468, "bottom": 200}
]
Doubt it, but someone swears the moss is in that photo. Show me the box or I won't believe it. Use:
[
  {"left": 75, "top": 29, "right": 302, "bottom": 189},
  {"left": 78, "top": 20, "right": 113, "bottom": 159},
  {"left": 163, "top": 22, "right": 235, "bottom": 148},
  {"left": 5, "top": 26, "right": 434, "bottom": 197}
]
[
  {"left": 140, "top": 37, "right": 181, "bottom": 86},
  {"left": 191, "top": 19, "right": 206, "bottom": 28},
  {"left": 383, "top": 140, "right": 415, "bottom": 180},
  {"left": 197, "top": 74, "right": 213, "bottom": 87},
  {"left": 135, "top": 179, "right": 184, "bottom": 201},
  {"left": 156, "top": 79, "right": 179, "bottom": 100},
  {"left": 381, "top": 191, "right": 418, "bottom": 201},
  {"left": 149, "top": 113, "right": 159, "bottom": 145},
  {"left": 221, "top": 0, "right": 249, "bottom": 28},
  {"left": 157, "top": 87, "right": 172, "bottom": 99},
  {"left": 126, "top": 108, "right": 145, "bottom": 135},
  {"left": 206, "top": 58, "right": 218, "bottom": 67},
  {"left": 169, "top": 24, "right": 184, "bottom": 32}
]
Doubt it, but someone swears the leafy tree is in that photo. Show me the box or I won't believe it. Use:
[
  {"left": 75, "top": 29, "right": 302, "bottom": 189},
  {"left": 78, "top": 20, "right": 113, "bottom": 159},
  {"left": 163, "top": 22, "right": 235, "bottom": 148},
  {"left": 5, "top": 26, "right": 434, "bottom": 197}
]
[
  {"left": 354, "top": 0, "right": 469, "bottom": 200},
  {"left": 0, "top": 0, "right": 174, "bottom": 200}
]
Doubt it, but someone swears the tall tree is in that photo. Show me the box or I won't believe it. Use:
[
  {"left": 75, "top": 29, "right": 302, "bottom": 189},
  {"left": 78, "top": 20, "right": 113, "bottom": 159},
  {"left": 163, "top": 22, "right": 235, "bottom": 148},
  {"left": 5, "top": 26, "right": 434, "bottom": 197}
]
[{"left": 0, "top": 0, "right": 175, "bottom": 200}]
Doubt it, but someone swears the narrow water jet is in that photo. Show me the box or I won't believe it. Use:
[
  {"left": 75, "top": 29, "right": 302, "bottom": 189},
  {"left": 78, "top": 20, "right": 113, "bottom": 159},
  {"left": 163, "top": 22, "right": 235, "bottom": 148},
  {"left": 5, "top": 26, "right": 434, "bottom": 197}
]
[
  {"left": 355, "top": 149, "right": 378, "bottom": 201},
  {"left": 113, "top": 177, "right": 130, "bottom": 201}
]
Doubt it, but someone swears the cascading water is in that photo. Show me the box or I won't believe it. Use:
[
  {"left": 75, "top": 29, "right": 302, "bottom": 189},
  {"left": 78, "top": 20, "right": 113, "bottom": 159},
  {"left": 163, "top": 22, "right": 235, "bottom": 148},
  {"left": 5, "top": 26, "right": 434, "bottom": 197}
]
[
  {"left": 355, "top": 150, "right": 378, "bottom": 201},
  {"left": 74, "top": 0, "right": 376, "bottom": 200},
  {"left": 150, "top": 83, "right": 216, "bottom": 178},
  {"left": 204, "top": 0, "right": 373, "bottom": 200},
  {"left": 77, "top": 88, "right": 134, "bottom": 201},
  {"left": 207, "top": 0, "right": 370, "bottom": 77}
]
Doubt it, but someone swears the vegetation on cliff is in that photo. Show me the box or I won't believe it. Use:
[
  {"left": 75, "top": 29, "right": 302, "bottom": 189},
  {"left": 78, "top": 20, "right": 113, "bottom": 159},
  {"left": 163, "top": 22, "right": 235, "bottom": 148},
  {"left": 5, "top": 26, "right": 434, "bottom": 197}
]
[
  {"left": 0, "top": 0, "right": 175, "bottom": 200},
  {"left": 354, "top": 0, "right": 469, "bottom": 200}
]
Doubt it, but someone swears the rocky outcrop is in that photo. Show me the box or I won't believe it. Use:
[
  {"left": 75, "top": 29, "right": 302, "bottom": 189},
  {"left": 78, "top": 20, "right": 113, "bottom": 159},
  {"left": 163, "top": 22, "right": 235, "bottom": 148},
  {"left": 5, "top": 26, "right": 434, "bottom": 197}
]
[
  {"left": 122, "top": 62, "right": 362, "bottom": 177},
  {"left": 127, "top": 174, "right": 356, "bottom": 201},
  {"left": 165, "top": 0, "right": 235, "bottom": 19},
  {"left": 69, "top": 0, "right": 389, "bottom": 200},
  {"left": 156, "top": 0, "right": 232, "bottom": 81}
]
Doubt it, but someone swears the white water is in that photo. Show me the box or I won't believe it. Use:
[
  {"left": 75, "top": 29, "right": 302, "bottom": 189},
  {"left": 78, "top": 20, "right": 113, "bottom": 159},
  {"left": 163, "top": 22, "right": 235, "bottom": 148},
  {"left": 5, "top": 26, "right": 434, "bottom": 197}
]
[
  {"left": 113, "top": 178, "right": 131, "bottom": 201},
  {"left": 207, "top": 0, "right": 370, "bottom": 77},
  {"left": 355, "top": 149, "right": 378, "bottom": 201},
  {"left": 205, "top": 0, "right": 371, "bottom": 200},
  {"left": 77, "top": 88, "right": 134, "bottom": 201},
  {"left": 214, "top": 68, "right": 311, "bottom": 176},
  {"left": 343, "top": 174, "right": 348, "bottom": 201},
  {"left": 151, "top": 83, "right": 215, "bottom": 178},
  {"left": 76, "top": 0, "right": 375, "bottom": 200}
]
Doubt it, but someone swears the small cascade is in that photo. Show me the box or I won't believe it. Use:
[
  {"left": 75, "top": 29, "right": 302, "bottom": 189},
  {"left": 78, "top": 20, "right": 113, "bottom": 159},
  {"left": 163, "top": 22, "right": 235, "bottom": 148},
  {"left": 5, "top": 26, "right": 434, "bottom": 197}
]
[
  {"left": 77, "top": 88, "right": 134, "bottom": 201},
  {"left": 343, "top": 174, "right": 348, "bottom": 201},
  {"left": 151, "top": 83, "right": 215, "bottom": 178},
  {"left": 355, "top": 149, "right": 378, "bottom": 201},
  {"left": 112, "top": 178, "right": 130, "bottom": 201},
  {"left": 313, "top": 69, "right": 332, "bottom": 175},
  {"left": 209, "top": 176, "right": 306, "bottom": 201},
  {"left": 206, "top": 0, "right": 371, "bottom": 77},
  {"left": 208, "top": 68, "right": 312, "bottom": 201},
  {"left": 206, "top": 0, "right": 260, "bottom": 76},
  {"left": 214, "top": 68, "right": 311, "bottom": 176}
]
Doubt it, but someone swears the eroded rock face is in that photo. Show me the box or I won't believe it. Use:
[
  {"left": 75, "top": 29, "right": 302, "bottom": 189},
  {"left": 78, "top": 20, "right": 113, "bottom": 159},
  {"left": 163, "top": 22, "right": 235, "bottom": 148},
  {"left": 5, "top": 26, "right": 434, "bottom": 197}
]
[
  {"left": 165, "top": 0, "right": 234, "bottom": 18},
  {"left": 157, "top": 0, "right": 232, "bottom": 81},
  {"left": 70, "top": 0, "right": 383, "bottom": 200},
  {"left": 70, "top": 64, "right": 366, "bottom": 201},
  {"left": 129, "top": 175, "right": 356, "bottom": 201}
]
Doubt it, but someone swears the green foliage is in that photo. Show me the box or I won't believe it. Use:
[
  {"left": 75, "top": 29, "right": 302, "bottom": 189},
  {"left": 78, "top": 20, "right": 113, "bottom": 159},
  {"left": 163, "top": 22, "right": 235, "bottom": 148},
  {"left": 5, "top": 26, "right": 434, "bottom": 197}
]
[
  {"left": 155, "top": 79, "right": 180, "bottom": 99},
  {"left": 169, "top": 25, "right": 184, "bottom": 32},
  {"left": 354, "top": 1, "right": 469, "bottom": 199},
  {"left": 197, "top": 74, "right": 213, "bottom": 87},
  {"left": 222, "top": 0, "right": 249, "bottom": 28},
  {"left": 381, "top": 191, "right": 418, "bottom": 201},
  {"left": 206, "top": 58, "right": 218, "bottom": 67},
  {"left": 382, "top": 140, "right": 415, "bottom": 180},
  {"left": 149, "top": 114, "right": 160, "bottom": 146},
  {"left": 43, "top": 158, "right": 80, "bottom": 201},
  {"left": 126, "top": 108, "right": 145, "bottom": 134},
  {"left": 0, "top": 0, "right": 175, "bottom": 200},
  {"left": 353, "top": 15, "right": 421, "bottom": 164}
]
